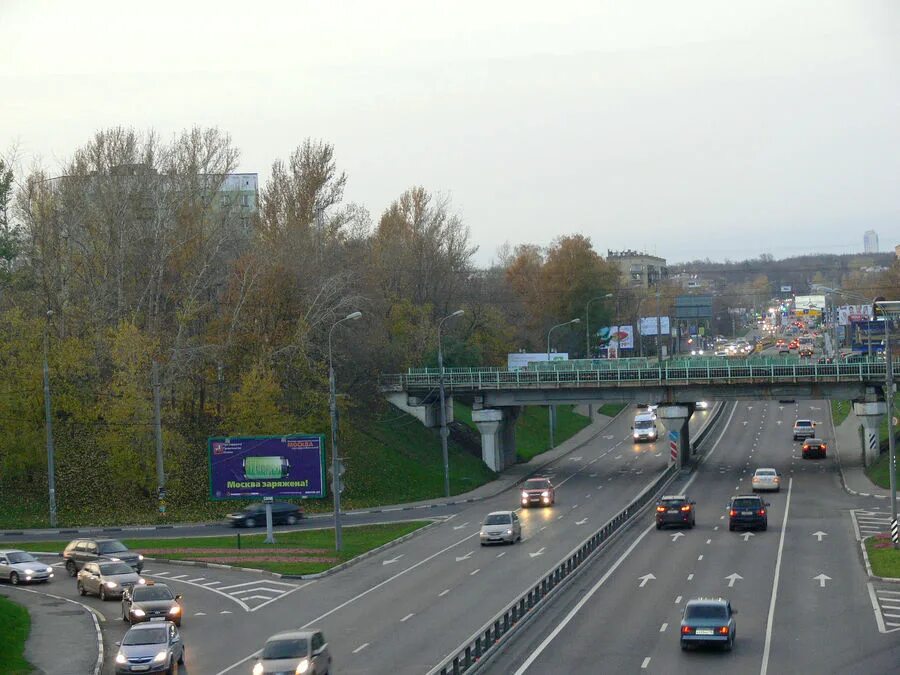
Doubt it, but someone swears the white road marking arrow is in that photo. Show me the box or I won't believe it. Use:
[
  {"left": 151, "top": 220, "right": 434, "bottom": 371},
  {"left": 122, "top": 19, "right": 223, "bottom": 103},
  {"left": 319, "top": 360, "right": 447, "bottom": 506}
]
[
  {"left": 452, "top": 522, "right": 470, "bottom": 530},
  {"left": 638, "top": 573, "right": 656, "bottom": 588},
  {"left": 570, "top": 456, "right": 583, "bottom": 461},
  {"left": 604, "top": 434, "right": 615, "bottom": 439},
  {"left": 747, "top": 406, "right": 753, "bottom": 410},
  {"left": 455, "top": 552, "right": 474, "bottom": 562},
  {"left": 740, "top": 532, "right": 754, "bottom": 542},
  {"left": 670, "top": 532, "right": 685, "bottom": 542},
  {"left": 810, "top": 406, "right": 821, "bottom": 411},
  {"left": 576, "top": 518, "right": 588, "bottom": 525},
  {"left": 725, "top": 573, "right": 743, "bottom": 587},
  {"left": 382, "top": 555, "right": 404, "bottom": 566},
  {"left": 529, "top": 547, "right": 546, "bottom": 558},
  {"left": 812, "top": 531, "right": 827, "bottom": 542},
  {"left": 194, "top": 612, "right": 206, "bottom": 616},
  {"left": 776, "top": 420, "right": 782, "bottom": 425},
  {"left": 813, "top": 573, "right": 831, "bottom": 587},
  {"left": 743, "top": 421, "right": 749, "bottom": 425}
]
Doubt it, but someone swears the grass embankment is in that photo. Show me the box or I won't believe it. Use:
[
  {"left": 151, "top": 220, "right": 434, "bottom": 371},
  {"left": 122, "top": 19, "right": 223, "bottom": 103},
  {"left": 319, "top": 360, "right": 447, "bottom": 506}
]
[
  {"left": 15, "top": 522, "right": 429, "bottom": 576},
  {"left": 0, "top": 595, "right": 32, "bottom": 674},
  {"left": 864, "top": 399, "right": 900, "bottom": 490},
  {"left": 830, "top": 400, "right": 851, "bottom": 427},
  {"left": 454, "top": 401, "right": 592, "bottom": 462},
  {"left": 866, "top": 535, "right": 900, "bottom": 578}
]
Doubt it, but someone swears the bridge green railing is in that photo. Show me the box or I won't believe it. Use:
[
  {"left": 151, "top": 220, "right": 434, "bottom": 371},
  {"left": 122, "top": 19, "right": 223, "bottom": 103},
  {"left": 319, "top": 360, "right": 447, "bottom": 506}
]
[{"left": 381, "top": 356, "right": 892, "bottom": 392}]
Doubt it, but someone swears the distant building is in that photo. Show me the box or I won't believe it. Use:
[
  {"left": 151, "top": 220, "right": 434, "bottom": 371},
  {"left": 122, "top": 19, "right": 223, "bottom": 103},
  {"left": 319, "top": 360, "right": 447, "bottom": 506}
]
[
  {"left": 607, "top": 249, "right": 668, "bottom": 288},
  {"left": 863, "top": 230, "right": 879, "bottom": 253},
  {"left": 895, "top": 244, "right": 900, "bottom": 260}
]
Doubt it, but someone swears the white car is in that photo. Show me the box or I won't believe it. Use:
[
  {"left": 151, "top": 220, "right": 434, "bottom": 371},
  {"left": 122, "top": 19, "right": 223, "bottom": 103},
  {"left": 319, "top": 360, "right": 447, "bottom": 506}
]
[
  {"left": 0, "top": 549, "right": 54, "bottom": 585},
  {"left": 695, "top": 401, "right": 710, "bottom": 411},
  {"left": 751, "top": 468, "right": 781, "bottom": 492},
  {"left": 480, "top": 511, "right": 521, "bottom": 545}
]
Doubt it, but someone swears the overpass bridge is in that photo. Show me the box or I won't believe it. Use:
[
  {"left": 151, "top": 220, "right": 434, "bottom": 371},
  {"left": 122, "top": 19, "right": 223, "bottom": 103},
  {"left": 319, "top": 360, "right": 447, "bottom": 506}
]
[{"left": 380, "top": 355, "right": 895, "bottom": 471}]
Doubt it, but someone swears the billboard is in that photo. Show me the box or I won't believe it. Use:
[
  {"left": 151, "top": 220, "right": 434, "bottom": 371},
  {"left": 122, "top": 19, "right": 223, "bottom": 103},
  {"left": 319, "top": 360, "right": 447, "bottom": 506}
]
[
  {"left": 793, "top": 295, "right": 826, "bottom": 310},
  {"left": 208, "top": 435, "right": 326, "bottom": 500},
  {"left": 639, "top": 316, "right": 671, "bottom": 336},
  {"left": 507, "top": 352, "right": 568, "bottom": 370},
  {"left": 837, "top": 304, "right": 872, "bottom": 326},
  {"left": 598, "top": 325, "right": 634, "bottom": 349}
]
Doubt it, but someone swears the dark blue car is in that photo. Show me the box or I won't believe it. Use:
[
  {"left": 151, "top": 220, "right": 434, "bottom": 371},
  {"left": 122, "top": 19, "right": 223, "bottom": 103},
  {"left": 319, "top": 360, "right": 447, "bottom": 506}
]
[
  {"left": 680, "top": 598, "right": 737, "bottom": 651},
  {"left": 728, "top": 495, "right": 768, "bottom": 532}
]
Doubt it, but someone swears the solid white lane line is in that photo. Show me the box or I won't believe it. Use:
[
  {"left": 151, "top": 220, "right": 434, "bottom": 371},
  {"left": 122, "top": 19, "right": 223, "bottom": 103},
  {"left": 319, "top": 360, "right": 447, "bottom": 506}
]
[
  {"left": 401, "top": 613, "right": 415, "bottom": 622},
  {"left": 641, "top": 657, "right": 651, "bottom": 669},
  {"left": 761, "top": 477, "right": 793, "bottom": 675},
  {"left": 353, "top": 643, "right": 369, "bottom": 654},
  {"left": 868, "top": 583, "right": 887, "bottom": 633},
  {"left": 439, "top": 589, "right": 450, "bottom": 597},
  {"left": 659, "top": 623, "right": 668, "bottom": 632}
]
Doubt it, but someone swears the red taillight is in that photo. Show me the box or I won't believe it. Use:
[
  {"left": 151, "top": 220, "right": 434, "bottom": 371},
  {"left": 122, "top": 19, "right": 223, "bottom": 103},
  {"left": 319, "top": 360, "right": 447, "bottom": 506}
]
[
  {"left": 758, "top": 509, "right": 766, "bottom": 516},
  {"left": 681, "top": 626, "right": 693, "bottom": 634},
  {"left": 656, "top": 506, "right": 666, "bottom": 512},
  {"left": 718, "top": 626, "right": 730, "bottom": 635},
  {"left": 680, "top": 505, "right": 691, "bottom": 512},
  {"left": 729, "top": 510, "right": 737, "bottom": 517}
]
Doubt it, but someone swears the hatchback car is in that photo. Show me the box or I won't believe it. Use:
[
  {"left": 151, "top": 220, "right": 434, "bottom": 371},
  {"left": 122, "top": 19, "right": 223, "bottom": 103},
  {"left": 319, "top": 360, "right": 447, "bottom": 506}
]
[
  {"left": 751, "top": 468, "right": 781, "bottom": 492},
  {"left": 792, "top": 419, "right": 816, "bottom": 441},
  {"left": 115, "top": 621, "right": 184, "bottom": 674},
  {"left": 226, "top": 501, "right": 304, "bottom": 528},
  {"left": 122, "top": 581, "right": 183, "bottom": 626},
  {"left": 655, "top": 495, "right": 696, "bottom": 529},
  {"left": 78, "top": 560, "right": 145, "bottom": 600},
  {"left": 479, "top": 511, "right": 521, "bottom": 545},
  {"left": 63, "top": 538, "right": 144, "bottom": 575},
  {"left": 252, "top": 630, "right": 331, "bottom": 675},
  {"left": 728, "top": 495, "right": 769, "bottom": 532},
  {"left": 680, "top": 598, "right": 737, "bottom": 651},
  {"left": 802, "top": 437, "right": 827, "bottom": 459},
  {"left": 0, "top": 550, "right": 54, "bottom": 585},
  {"left": 520, "top": 477, "right": 555, "bottom": 508}
]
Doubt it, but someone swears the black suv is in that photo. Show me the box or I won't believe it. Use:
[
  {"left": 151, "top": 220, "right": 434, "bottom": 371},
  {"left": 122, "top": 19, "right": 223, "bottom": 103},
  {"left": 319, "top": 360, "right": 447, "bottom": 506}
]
[
  {"left": 655, "top": 495, "right": 696, "bottom": 529},
  {"left": 63, "top": 538, "right": 143, "bottom": 576},
  {"left": 728, "top": 495, "right": 769, "bottom": 532},
  {"left": 225, "top": 501, "right": 303, "bottom": 528}
]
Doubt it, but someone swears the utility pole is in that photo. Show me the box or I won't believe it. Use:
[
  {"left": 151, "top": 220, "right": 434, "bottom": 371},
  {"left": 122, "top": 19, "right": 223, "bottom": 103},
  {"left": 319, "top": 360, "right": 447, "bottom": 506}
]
[
  {"left": 42, "top": 310, "right": 57, "bottom": 528},
  {"left": 152, "top": 360, "right": 165, "bottom": 513}
]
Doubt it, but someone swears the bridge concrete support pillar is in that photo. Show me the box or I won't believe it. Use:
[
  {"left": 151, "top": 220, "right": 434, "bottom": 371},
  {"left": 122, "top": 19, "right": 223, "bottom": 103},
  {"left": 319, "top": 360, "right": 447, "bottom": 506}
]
[
  {"left": 385, "top": 392, "right": 443, "bottom": 428},
  {"left": 854, "top": 401, "right": 887, "bottom": 467},
  {"left": 472, "top": 408, "right": 518, "bottom": 472},
  {"left": 657, "top": 405, "right": 691, "bottom": 469}
]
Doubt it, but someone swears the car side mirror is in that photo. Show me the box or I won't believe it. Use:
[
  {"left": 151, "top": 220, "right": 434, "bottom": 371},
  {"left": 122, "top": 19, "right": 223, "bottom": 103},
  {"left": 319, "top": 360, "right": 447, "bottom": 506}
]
[
  {"left": 732, "top": 609, "right": 738, "bottom": 615},
  {"left": 765, "top": 502, "right": 771, "bottom": 507},
  {"left": 115, "top": 641, "right": 121, "bottom": 647},
  {"left": 175, "top": 594, "right": 182, "bottom": 601}
]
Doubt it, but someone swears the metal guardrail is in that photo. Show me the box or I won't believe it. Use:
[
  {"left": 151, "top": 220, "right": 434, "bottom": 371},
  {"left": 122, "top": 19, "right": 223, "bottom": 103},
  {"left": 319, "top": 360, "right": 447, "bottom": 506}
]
[
  {"left": 426, "top": 402, "right": 730, "bottom": 675},
  {"left": 383, "top": 359, "right": 891, "bottom": 392}
]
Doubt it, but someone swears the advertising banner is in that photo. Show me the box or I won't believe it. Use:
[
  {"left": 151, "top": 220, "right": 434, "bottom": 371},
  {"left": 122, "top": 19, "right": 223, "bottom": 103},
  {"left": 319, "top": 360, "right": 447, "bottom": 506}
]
[
  {"left": 639, "top": 316, "right": 671, "bottom": 336},
  {"left": 793, "top": 295, "right": 826, "bottom": 310},
  {"left": 507, "top": 352, "right": 568, "bottom": 370},
  {"left": 837, "top": 305, "right": 872, "bottom": 326},
  {"left": 598, "top": 325, "right": 634, "bottom": 349},
  {"left": 208, "top": 435, "right": 326, "bottom": 500}
]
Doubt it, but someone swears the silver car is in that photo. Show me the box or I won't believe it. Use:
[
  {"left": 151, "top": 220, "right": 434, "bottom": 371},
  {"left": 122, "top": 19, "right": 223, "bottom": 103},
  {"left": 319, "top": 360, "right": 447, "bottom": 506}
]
[
  {"left": 115, "top": 621, "right": 184, "bottom": 674},
  {"left": 479, "top": 511, "right": 521, "bottom": 545},
  {"left": 0, "top": 549, "right": 54, "bottom": 585},
  {"left": 252, "top": 630, "right": 331, "bottom": 675},
  {"left": 751, "top": 468, "right": 781, "bottom": 492},
  {"left": 78, "top": 560, "right": 145, "bottom": 600}
]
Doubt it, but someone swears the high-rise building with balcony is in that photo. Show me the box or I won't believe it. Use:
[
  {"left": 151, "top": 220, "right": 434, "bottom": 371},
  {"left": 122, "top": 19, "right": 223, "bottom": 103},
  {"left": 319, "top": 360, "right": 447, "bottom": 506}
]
[{"left": 863, "top": 230, "right": 879, "bottom": 253}]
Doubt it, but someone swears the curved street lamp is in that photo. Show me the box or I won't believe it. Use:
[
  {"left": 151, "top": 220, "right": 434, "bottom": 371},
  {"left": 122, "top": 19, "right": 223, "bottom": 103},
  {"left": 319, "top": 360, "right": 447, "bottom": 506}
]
[
  {"left": 328, "top": 310, "right": 362, "bottom": 552},
  {"left": 438, "top": 310, "right": 465, "bottom": 498},
  {"left": 547, "top": 318, "right": 581, "bottom": 449}
]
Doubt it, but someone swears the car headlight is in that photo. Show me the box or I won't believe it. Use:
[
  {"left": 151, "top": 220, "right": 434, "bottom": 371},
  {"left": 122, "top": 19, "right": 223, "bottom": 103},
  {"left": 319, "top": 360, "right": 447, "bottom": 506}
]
[
  {"left": 169, "top": 605, "right": 181, "bottom": 615},
  {"left": 138, "top": 577, "right": 146, "bottom": 585},
  {"left": 521, "top": 491, "right": 528, "bottom": 499},
  {"left": 152, "top": 650, "right": 168, "bottom": 663},
  {"left": 541, "top": 491, "right": 549, "bottom": 497},
  {"left": 23, "top": 568, "right": 34, "bottom": 575},
  {"left": 115, "top": 652, "right": 127, "bottom": 664},
  {"left": 253, "top": 663, "right": 264, "bottom": 675},
  {"left": 138, "top": 554, "right": 144, "bottom": 561},
  {"left": 506, "top": 529, "right": 513, "bottom": 535},
  {"left": 105, "top": 581, "right": 118, "bottom": 588},
  {"left": 131, "top": 608, "right": 146, "bottom": 617},
  {"left": 296, "top": 658, "right": 310, "bottom": 674}
]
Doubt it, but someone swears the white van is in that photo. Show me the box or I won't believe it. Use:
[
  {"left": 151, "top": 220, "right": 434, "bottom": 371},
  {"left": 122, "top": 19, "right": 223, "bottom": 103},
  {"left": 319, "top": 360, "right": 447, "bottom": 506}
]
[{"left": 632, "top": 412, "right": 658, "bottom": 443}]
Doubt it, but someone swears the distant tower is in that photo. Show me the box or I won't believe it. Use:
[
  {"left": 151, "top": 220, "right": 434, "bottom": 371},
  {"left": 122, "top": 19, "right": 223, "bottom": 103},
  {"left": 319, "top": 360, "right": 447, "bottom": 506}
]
[{"left": 863, "top": 230, "right": 879, "bottom": 253}]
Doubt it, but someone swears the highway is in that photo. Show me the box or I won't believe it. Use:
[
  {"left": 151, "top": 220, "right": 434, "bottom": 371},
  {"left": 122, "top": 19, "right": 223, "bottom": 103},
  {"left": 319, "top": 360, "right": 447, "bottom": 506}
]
[{"left": 486, "top": 399, "right": 900, "bottom": 674}]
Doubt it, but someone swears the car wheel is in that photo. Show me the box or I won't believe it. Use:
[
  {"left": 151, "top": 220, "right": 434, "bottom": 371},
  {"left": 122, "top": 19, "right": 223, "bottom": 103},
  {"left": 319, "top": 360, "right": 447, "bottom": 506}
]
[
  {"left": 99, "top": 586, "right": 107, "bottom": 601},
  {"left": 178, "top": 648, "right": 185, "bottom": 665},
  {"left": 66, "top": 560, "right": 77, "bottom": 577},
  {"left": 286, "top": 515, "right": 298, "bottom": 526},
  {"left": 655, "top": 522, "right": 662, "bottom": 530},
  {"left": 78, "top": 581, "right": 86, "bottom": 596},
  {"left": 480, "top": 542, "right": 485, "bottom": 546},
  {"left": 729, "top": 523, "right": 735, "bottom": 532},
  {"left": 680, "top": 641, "right": 689, "bottom": 651},
  {"left": 761, "top": 522, "right": 768, "bottom": 531},
  {"left": 725, "top": 635, "right": 734, "bottom": 652},
  {"left": 245, "top": 518, "right": 256, "bottom": 528},
  {"left": 9, "top": 572, "right": 19, "bottom": 585}
]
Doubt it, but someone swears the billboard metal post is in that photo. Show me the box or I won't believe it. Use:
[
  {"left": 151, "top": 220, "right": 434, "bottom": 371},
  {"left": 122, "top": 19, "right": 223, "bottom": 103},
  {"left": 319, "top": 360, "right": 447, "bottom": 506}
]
[{"left": 264, "top": 499, "right": 275, "bottom": 545}]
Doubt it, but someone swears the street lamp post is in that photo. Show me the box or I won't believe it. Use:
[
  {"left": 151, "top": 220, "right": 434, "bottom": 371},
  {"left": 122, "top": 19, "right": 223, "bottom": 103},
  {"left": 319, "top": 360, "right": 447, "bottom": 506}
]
[
  {"left": 328, "top": 310, "right": 362, "bottom": 552},
  {"left": 585, "top": 293, "right": 613, "bottom": 357},
  {"left": 438, "top": 310, "right": 465, "bottom": 498},
  {"left": 42, "top": 310, "right": 58, "bottom": 528},
  {"left": 547, "top": 318, "right": 581, "bottom": 449},
  {"left": 874, "top": 299, "right": 898, "bottom": 549}
]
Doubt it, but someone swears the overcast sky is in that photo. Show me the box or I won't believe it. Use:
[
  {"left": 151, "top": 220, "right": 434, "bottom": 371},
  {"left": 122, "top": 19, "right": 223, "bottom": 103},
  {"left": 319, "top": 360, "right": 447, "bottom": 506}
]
[{"left": 2, "top": 0, "right": 899, "bottom": 266}]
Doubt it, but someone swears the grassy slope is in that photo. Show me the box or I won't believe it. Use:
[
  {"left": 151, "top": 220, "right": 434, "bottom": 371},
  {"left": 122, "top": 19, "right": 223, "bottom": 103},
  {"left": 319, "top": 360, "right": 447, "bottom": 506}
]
[
  {"left": 0, "top": 595, "right": 32, "bottom": 675},
  {"left": 864, "top": 399, "right": 900, "bottom": 490},
  {"left": 830, "top": 400, "right": 851, "bottom": 427},
  {"left": 866, "top": 535, "right": 900, "bottom": 578}
]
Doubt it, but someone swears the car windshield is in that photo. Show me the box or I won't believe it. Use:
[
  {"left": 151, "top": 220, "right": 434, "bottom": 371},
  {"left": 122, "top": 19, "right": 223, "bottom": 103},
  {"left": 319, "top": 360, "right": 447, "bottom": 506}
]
[
  {"left": 99, "top": 562, "right": 134, "bottom": 575},
  {"left": 7, "top": 552, "right": 37, "bottom": 563},
  {"left": 484, "top": 514, "right": 511, "bottom": 525},
  {"left": 685, "top": 604, "right": 727, "bottom": 620},
  {"left": 132, "top": 586, "right": 174, "bottom": 601},
  {"left": 732, "top": 499, "right": 760, "bottom": 508},
  {"left": 524, "top": 480, "right": 549, "bottom": 489},
  {"left": 123, "top": 627, "right": 167, "bottom": 646},
  {"left": 635, "top": 420, "right": 654, "bottom": 429},
  {"left": 795, "top": 421, "right": 812, "bottom": 427},
  {"left": 98, "top": 541, "right": 128, "bottom": 553},
  {"left": 756, "top": 470, "right": 776, "bottom": 476},
  {"left": 262, "top": 638, "right": 308, "bottom": 659}
]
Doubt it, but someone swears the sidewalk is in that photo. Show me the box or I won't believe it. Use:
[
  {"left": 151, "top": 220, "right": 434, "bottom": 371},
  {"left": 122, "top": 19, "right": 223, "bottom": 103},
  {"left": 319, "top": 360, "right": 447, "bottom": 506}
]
[
  {"left": 1, "top": 586, "right": 102, "bottom": 675},
  {"left": 832, "top": 409, "right": 893, "bottom": 499}
]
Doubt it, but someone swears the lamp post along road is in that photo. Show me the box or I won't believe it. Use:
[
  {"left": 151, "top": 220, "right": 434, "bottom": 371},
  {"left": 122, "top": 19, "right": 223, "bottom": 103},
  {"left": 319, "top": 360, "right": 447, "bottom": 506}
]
[
  {"left": 875, "top": 299, "right": 899, "bottom": 549},
  {"left": 328, "top": 311, "right": 362, "bottom": 552},
  {"left": 548, "top": 318, "right": 581, "bottom": 449},
  {"left": 438, "top": 310, "right": 465, "bottom": 498}
]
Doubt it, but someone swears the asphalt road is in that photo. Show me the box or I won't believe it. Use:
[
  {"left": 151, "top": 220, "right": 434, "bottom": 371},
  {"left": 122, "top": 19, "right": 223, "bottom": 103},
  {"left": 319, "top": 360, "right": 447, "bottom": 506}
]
[{"left": 487, "top": 399, "right": 900, "bottom": 674}]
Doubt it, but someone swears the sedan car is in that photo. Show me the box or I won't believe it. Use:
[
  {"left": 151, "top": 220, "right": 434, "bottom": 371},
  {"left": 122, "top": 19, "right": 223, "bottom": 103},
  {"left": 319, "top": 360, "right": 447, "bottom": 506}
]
[
  {"left": 728, "top": 495, "right": 769, "bottom": 532},
  {"left": 78, "top": 560, "right": 145, "bottom": 600},
  {"left": 122, "top": 582, "right": 183, "bottom": 626},
  {"left": 798, "top": 347, "right": 813, "bottom": 358},
  {"left": 226, "top": 501, "right": 303, "bottom": 528},
  {"left": 655, "top": 495, "right": 696, "bottom": 529},
  {"left": 680, "top": 597, "right": 737, "bottom": 651},
  {"left": 520, "top": 477, "right": 555, "bottom": 508},
  {"left": 252, "top": 630, "right": 331, "bottom": 675},
  {"left": 63, "top": 538, "right": 144, "bottom": 576},
  {"left": 751, "top": 468, "right": 781, "bottom": 492},
  {"left": 0, "top": 550, "right": 54, "bottom": 585},
  {"left": 802, "top": 437, "right": 827, "bottom": 459},
  {"left": 115, "top": 621, "right": 184, "bottom": 674},
  {"left": 479, "top": 511, "right": 521, "bottom": 545}
]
